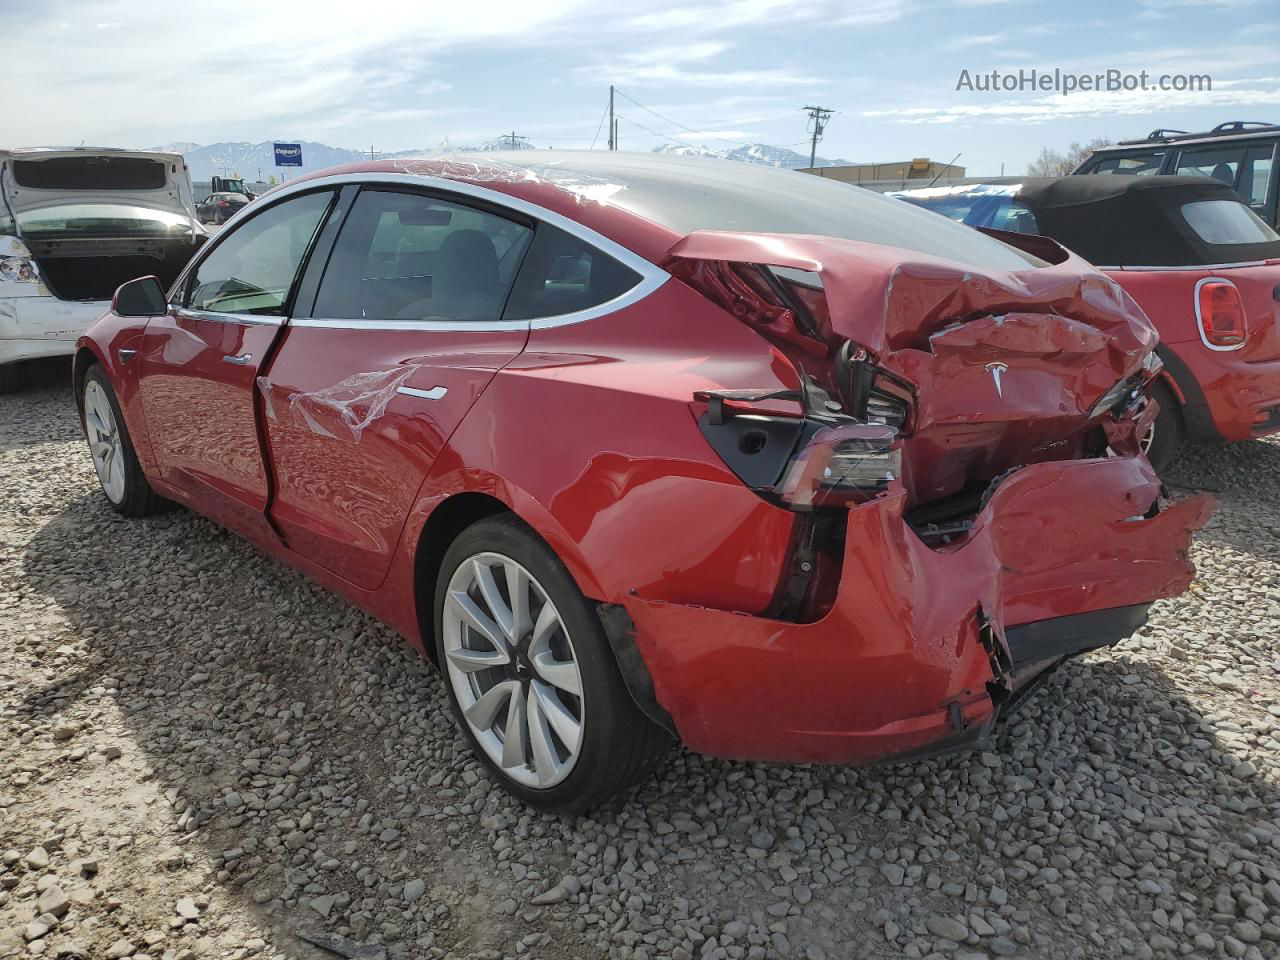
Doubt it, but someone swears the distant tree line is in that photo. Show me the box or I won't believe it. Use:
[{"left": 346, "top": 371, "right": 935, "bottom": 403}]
[{"left": 1027, "top": 138, "right": 1112, "bottom": 176}]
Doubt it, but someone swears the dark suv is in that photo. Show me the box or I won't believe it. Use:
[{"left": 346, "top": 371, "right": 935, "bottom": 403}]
[{"left": 1073, "top": 121, "right": 1279, "bottom": 228}]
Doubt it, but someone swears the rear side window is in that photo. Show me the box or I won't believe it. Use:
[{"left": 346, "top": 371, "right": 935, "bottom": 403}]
[
  {"left": 1176, "top": 145, "right": 1247, "bottom": 186},
  {"left": 188, "top": 190, "right": 333, "bottom": 315},
  {"left": 313, "top": 190, "right": 531, "bottom": 322},
  {"left": 1181, "top": 200, "right": 1279, "bottom": 245},
  {"left": 1085, "top": 151, "right": 1167, "bottom": 175},
  {"left": 503, "top": 225, "right": 642, "bottom": 321}
]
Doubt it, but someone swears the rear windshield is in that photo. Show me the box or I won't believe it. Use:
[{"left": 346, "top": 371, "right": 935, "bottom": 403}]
[
  {"left": 13, "top": 156, "right": 169, "bottom": 190},
  {"left": 17, "top": 204, "right": 193, "bottom": 237},
  {"left": 1181, "top": 199, "right": 1279, "bottom": 245},
  {"left": 593, "top": 160, "right": 1041, "bottom": 270}
]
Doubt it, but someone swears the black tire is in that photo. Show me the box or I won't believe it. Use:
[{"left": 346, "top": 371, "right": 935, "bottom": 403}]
[
  {"left": 81, "top": 364, "right": 171, "bottom": 517},
  {"left": 1144, "top": 380, "right": 1183, "bottom": 474},
  {"left": 433, "top": 514, "right": 671, "bottom": 813},
  {"left": 0, "top": 363, "right": 19, "bottom": 394}
]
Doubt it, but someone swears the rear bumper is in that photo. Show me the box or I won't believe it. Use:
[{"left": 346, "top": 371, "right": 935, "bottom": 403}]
[
  {"left": 621, "top": 455, "right": 1212, "bottom": 766},
  {"left": 1167, "top": 341, "right": 1280, "bottom": 443},
  {"left": 0, "top": 296, "right": 107, "bottom": 366}
]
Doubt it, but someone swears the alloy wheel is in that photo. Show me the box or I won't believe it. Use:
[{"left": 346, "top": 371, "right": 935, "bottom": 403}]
[
  {"left": 442, "top": 552, "right": 585, "bottom": 788},
  {"left": 1140, "top": 421, "right": 1155, "bottom": 456},
  {"left": 84, "top": 379, "right": 126, "bottom": 504}
]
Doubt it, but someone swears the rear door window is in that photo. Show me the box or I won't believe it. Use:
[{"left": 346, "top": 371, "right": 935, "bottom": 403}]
[
  {"left": 503, "top": 225, "right": 643, "bottom": 321},
  {"left": 1175, "top": 145, "right": 1247, "bottom": 186},
  {"left": 312, "top": 189, "right": 532, "bottom": 322},
  {"left": 1239, "top": 145, "right": 1275, "bottom": 209},
  {"left": 187, "top": 190, "right": 333, "bottom": 315}
]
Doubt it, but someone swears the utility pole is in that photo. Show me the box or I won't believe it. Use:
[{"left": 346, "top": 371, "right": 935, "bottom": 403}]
[
  {"left": 803, "top": 105, "right": 835, "bottom": 170},
  {"left": 368, "top": 145, "right": 380, "bottom": 161},
  {"left": 613, "top": 118, "right": 619, "bottom": 152},
  {"left": 499, "top": 132, "right": 529, "bottom": 150},
  {"left": 608, "top": 85, "right": 615, "bottom": 151}
]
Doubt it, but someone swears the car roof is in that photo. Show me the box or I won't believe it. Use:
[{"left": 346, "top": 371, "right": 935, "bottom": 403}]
[
  {"left": 1100, "top": 121, "right": 1280, "bottom": 149},
  {"left": 279, "top": 151, "right": 1042, "bottom": 272}
]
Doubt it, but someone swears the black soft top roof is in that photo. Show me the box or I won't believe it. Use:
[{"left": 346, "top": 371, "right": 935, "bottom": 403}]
[{"left": 1011, "top": 176, "right": 1280, "bottom": 266}]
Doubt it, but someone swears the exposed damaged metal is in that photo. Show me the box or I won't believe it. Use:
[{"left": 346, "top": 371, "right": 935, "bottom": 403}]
[{"left": 265, "top": 366, "right": 422, "bottom": 441}]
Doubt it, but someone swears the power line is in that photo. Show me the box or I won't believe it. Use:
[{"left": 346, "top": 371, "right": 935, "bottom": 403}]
[
  {"left": 590, "top": 96, "right": 610, "bottom": 150},
  {"left": 615, "top": 113, "right": 692, "bottom": 148},
  {"left": 614, "top": 88, "right": 762, "bottom": 149}
]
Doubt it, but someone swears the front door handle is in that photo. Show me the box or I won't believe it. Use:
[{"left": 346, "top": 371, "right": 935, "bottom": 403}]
[{"left": 223, "top": 353, "right": 253, "bottom": 365}]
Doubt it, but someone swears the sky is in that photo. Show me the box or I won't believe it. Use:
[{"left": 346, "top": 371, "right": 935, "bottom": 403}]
[{"left": 4, "top": 0, "right": 1279, "bottom": 175}]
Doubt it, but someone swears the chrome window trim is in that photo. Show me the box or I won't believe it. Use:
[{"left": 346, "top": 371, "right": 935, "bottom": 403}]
[
  {"left": 230, "top": 171, "right": 668, "bottom": 332},
  {"left": 172, "top": 305, "right": 285, "bottom": 327},
  {"left": 1194, "top": 276, "right": 1247, "bottom": 352},
  {"left": 1102, "top": 260, "right": 1273, "bottom": 271},
  {"left": 291, "top": 316, "right": 529, "bottom": 332}
]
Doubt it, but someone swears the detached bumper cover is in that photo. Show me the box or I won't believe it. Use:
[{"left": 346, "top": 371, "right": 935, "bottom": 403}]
[{"left": 621, "top": 454, "right": 1211, "bottom": 766}]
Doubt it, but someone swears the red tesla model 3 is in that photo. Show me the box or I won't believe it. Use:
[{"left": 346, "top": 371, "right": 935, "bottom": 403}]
[{"left": 74, "top": 153, "right": 1210, "bottom": 811}]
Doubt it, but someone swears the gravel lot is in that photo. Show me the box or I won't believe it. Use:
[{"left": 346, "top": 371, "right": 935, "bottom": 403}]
[{"left": 2, "top": 357, "right": 1279, "bottom": 960}]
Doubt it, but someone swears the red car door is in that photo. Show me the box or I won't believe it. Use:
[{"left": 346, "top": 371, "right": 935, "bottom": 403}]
[
  {"left": 258, "top": 187, "right": 535, "bottom": 589},
  {"left": 138, "top": 189, "right": 336, "bottom": 547}
]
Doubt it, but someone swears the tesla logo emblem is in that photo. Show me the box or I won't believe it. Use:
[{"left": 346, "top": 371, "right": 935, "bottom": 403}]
[{"left": 985, "top": 361, "right": 1008, "bottom": 397}]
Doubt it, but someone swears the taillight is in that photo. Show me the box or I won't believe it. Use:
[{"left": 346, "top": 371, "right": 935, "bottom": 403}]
[
  {"left": 776, "top": 423, "right": 900, "bottom": 509},
  {"left": 1196, "top": 278, "right": 1246, "bottom": 350},
  {"left": 0, "top": 255, "right": 39, "bottom": 283}
]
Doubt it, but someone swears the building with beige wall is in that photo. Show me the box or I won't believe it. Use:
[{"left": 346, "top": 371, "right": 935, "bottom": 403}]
[{"left": 799, "top": 158, "right": 966, "bottom": 184}]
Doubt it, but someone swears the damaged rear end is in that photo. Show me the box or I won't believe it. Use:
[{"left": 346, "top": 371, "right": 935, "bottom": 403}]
[{"left": 617, "top": 229, "right": 1212, "bottom": 765}]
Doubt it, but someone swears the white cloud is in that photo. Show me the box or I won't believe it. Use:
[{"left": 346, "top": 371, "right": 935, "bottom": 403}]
[
  {"left": 2, "top": 0, "right": 592, "bottom": 146},
  {"left": 864, "top": 78, "right": 1280, "bottom": 124},
  {"left": 945, "top": 33, "right": 1008, "bottom": 49}
]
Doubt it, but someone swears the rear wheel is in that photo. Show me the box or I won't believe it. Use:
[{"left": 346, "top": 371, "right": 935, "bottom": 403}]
[
  {"left": 0, "top": 363, "right": 19, "bottom": 394},
  {"left": 1143, "top": 380, "right": 1183, "bottom": 473},
  {"left": 82, "top": 365, "right": 170, "bottom": 516},
  {"left": 433, "top": 515, "right": 670, "bottom": 813}
]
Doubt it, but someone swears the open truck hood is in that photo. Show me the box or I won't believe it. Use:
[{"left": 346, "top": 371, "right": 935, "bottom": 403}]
[
  {"left": 666, "top": 228, "right": 1162, "bottom": 507},
  {"left": 0, "top": 148, "right": 200, "bottom": 223}
]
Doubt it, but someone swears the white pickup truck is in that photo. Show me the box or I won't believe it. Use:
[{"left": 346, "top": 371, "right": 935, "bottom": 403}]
[{"left": 0, "top": 147, "right": 208, "bottom": 391}]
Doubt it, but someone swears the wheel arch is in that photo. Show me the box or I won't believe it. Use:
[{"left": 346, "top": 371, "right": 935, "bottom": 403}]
[
  {"left": 408, "top": 482, "right": 611, "bottom": 663},
  {"left": 72, "top": 344, "right": 106, "bottom": 415}
]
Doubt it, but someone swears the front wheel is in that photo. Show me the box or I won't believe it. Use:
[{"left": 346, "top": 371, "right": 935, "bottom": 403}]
[
  {"left": 81, "top": 365, "right": 170, "bottom": 516},
  {"left": 434, "top": 515, "right": 670, "bottom": 813},
  {"left": 0, "top": 363, "right": 19, "bottom": 394}
]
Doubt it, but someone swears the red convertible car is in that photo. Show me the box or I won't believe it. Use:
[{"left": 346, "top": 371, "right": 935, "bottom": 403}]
[
  {"left": 892, "top": 176, "right": 1280, "bottom": 469},
  {"left": 75, "top": 153, "right": 1210, "bottom": 811}
]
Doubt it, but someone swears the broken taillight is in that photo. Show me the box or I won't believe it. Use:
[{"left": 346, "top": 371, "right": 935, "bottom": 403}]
[
  {"left": 776, "top": 423, "right": 901, "bottom": 509},
  {"left": 1196, "top": 279, "right": 1247, "bottom": 350}
]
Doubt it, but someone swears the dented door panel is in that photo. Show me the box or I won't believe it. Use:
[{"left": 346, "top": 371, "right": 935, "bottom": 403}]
[{"left": 260, "top": 325, "right": 528, "bottom": 591}]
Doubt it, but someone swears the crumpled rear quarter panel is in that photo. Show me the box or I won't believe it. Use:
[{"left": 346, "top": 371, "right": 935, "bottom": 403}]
[{"left": 622, "top": 456, "right": 1211, "bottom": 765}]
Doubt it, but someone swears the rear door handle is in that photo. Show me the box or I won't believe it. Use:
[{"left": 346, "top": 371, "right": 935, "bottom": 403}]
[{"left": 223, "top": 353, "right": 253, "bottom": 365}]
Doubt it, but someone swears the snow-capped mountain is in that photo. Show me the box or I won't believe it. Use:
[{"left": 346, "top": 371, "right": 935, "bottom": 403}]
[
  {"left": 149, "top": 138, "right": 848, "bottom": 182},
  {"left": 151, "top": 141, "right": 374, "bottom": 181},
  {"left": 652, "top": 142, "right": 853, "bottom": 169},
  {"left": 145, "top": 141, "right": 202, "bottom": 156}
]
